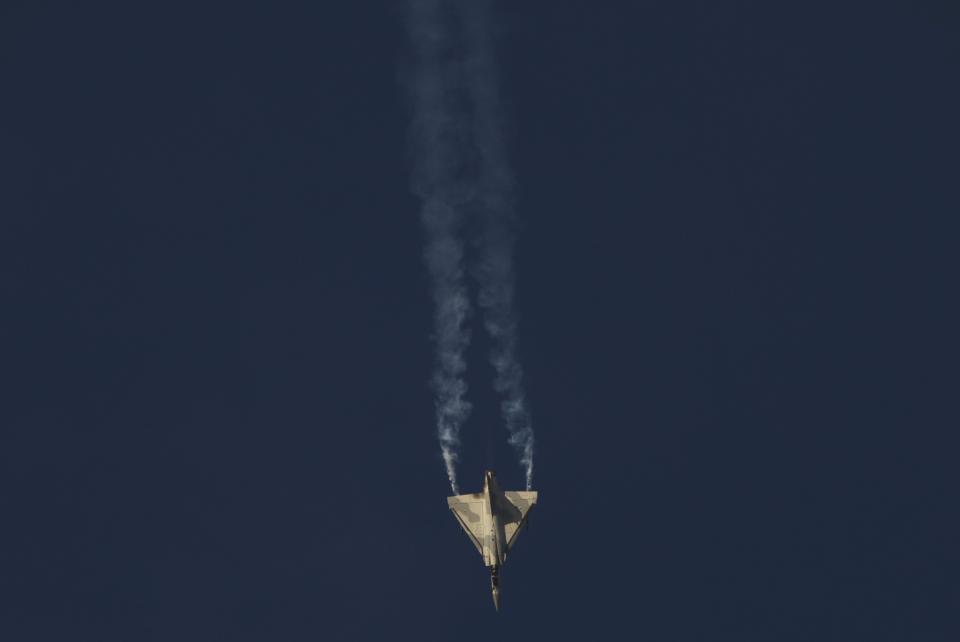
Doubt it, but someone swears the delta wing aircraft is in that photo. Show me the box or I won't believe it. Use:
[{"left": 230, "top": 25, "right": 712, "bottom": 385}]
[{"left": 447, "top": 470, "right": 537, "bottom": 610}]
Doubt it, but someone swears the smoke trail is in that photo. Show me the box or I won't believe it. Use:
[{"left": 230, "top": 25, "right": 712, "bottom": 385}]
[
  {"left": 405, "top": 0, "right": 473, "bottom": 494},
  {"left": 405, "top": 0, "right": 535, "bottom": 492},
  {"left": 458, "top": 0, "right": 535, "bottom": 490}
]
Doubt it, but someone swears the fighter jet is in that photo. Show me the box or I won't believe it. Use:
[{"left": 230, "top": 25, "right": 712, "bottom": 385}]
[{"left": 447, "top": 470, "right": 538, "bottom": 611}]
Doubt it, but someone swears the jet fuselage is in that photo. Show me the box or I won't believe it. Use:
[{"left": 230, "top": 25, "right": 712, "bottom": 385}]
[{"left": 447, "top": 470, "right": 537, "bottom": 611}]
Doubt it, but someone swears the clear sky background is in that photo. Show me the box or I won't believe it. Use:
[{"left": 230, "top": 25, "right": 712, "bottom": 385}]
[{"left": 2, "top": 1, "right": 958, "bottom": 640}]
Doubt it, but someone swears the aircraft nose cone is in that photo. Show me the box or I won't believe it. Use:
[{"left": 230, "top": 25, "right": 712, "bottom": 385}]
[{"left": 491, "top": 587, "right": 500, "bottom": 611}]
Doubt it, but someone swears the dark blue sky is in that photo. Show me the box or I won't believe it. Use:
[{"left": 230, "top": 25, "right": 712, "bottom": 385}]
[{"left": 2, "top": 1, "right": 958, "bottom": 640}]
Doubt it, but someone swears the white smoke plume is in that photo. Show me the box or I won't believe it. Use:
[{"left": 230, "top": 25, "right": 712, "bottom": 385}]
[
  {"left": 405, "top": 0, "right": 535, "bottom": 492},
  {"left": 457, "top": 0, "right": 535, "bottom": 490},
  {"left": 405, "top": 0, "right": 473, "bottom": 494}
]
